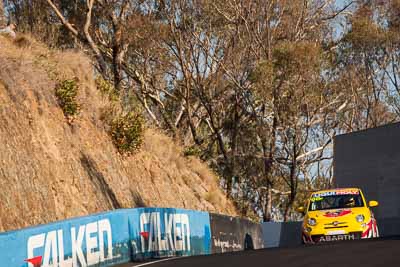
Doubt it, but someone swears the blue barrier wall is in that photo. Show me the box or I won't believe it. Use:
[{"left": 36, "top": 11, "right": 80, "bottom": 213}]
[
  {"left": 128, "top": 208, "right": 211, "bottom": 261},
  {"left": 0, "top": 209, "right": 131, "bottom": 267},
  {"left": 0, "top": 208, "right": 211, "bottom": 267}
]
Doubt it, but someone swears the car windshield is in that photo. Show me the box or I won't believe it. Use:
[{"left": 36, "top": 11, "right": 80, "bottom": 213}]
[{"left": 308, "top": 191, "right": 364, "bottom": 211}]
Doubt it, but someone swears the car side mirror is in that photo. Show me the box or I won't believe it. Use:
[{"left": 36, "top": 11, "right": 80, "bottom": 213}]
[
  {"left": 369, "top": 200, "right": 379, "bottom": 207},
  {"left": 297, "top": 206, "right": 305, "bottom": 214}
]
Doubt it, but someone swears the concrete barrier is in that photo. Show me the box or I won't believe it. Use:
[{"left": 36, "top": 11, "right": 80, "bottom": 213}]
[
  {"left": 2, "top": 208, "right": 292, "bottom": 267},
  {"left": 0, "top": 209, "right": 131, "bottom": 267},
  {"left": 0, "top": 208, "right": 211, "bottom": 267},
  {"left": 0, "top": 209, "right": 314, "bottom": 267},
  {"left": 262, "top": 222, "right": 302, "bottom": 248},
  {"left": 334, "top": 123, "right": 400, "bottom": 237},
  {"left": 129, "top": 208, "right": 211, "bottom": 261},
  {"left": 374, "top": 217, "right": 400, "bottom": 237},
  {"left": 209, "top": 214, "right": 264, "bottom": 253}
]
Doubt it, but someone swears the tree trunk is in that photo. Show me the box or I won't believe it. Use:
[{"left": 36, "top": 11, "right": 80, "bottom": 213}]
[
  {"left": 0, "top": 0, "right": 6, "bottom": 28},
  {"left": 111, "top": 21, "right": 124, "bottom": 91},
  {"left": 284, "top": 142, "right": 298, "bottom": 221},
  {"left": 263, "top": 182, "right": 273, "bottom": 222},
  {"left": 284, "top": 194, "right": 295, "bottom": 222},
  {"left": 261, "top": 115, "right": 278, "bottom": 222}
]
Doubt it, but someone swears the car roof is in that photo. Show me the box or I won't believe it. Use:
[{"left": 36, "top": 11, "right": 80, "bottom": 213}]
[{"left": 311, "top": 188, "right": 361, "bottom": 195}]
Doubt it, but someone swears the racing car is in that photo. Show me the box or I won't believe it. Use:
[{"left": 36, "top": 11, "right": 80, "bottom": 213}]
[{"left": 297, "top": 188, "right": 379, "bottom": 244}]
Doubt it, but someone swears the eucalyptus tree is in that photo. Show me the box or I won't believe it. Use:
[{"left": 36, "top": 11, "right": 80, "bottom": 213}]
[
  {"left": 0, "top": 0, "right": 6, "bottom": 27},
  {"left": 6, "top": 0, "right": 390, "bottom": 222}
]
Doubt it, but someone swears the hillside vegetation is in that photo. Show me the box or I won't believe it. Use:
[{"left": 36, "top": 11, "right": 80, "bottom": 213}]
[
  {"left": 3, "top": 1, "right": 400, "bottom": 222},
  {"left": 0, "top": 36, "right": 236, "bottom": 232}
]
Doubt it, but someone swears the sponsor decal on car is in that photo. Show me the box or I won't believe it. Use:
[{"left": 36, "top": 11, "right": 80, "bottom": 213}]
[
  {"left": 312, "top": 189, "right": 359, "bottom": 198},
  {"left": 317, "top": 234, "right": 357, "bottom": 242},
  {"left": 323, "top": 209, "right": 352, "bottom": 218},
  {"left": 310, "top": 197, "right": 323, "bottom": 202}
]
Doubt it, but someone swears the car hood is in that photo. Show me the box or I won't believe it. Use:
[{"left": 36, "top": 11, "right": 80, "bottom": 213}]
[{"left": 306, "top": 207, "right": 370, "bottom": 223}]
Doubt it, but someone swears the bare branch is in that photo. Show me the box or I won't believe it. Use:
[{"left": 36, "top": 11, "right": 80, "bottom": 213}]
[
  {"left": 321, "top": 1, "right": 355, "bottom": 21},
  {"left": 45, "top": 0, "right": 79, "bottom": 36}
]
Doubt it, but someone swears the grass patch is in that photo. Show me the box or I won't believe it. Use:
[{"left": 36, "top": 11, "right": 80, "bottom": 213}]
[
  {"left": 13, "top": 36, "right": 32, "bottom": 48},
  {"left": 204, "top": 190, "right": 220, "bottom": 206}
]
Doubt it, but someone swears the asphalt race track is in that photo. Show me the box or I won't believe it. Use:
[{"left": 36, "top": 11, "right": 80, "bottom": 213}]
[{"left": 117, "top": 237, "right": 400, "bottom": 267}]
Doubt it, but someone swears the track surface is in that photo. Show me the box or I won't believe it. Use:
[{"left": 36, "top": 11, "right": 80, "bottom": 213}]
[{"left": 117, "top": 237, "right": 400, "bottom": 267}]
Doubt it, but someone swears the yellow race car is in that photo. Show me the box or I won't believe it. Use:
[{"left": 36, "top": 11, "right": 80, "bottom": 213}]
[{"left": 298, "top": 188, "right": 379, "bottom": 244}]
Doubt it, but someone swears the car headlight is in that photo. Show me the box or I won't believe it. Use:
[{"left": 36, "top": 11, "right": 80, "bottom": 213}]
[
  {"left": 308, "top": 218, "right": 317, "bottom": 226},
  {"left": 356, "top": 214, "right": 365, "bottom": 222}
]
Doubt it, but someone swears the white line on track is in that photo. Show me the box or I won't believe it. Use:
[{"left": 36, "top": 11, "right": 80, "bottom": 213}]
[{"left": 132, "top": 257, "right": 180, "bottom": 267}]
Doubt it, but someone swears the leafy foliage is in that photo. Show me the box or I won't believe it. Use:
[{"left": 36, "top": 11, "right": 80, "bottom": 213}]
[
  {"left": 183, "top": 145, "right": 202, "bottom": 157},
  {"left": 55, "top": 78, "right": 80, "bottom": 118},
  {"left": 109, "top": 111, "right": 145, "bottom": 155},
  {"left": 95, "top": 76, "right": 119, "bottom": 102},
  {"left": 8, "top": 0, "right": 400, "bottom": 221}
]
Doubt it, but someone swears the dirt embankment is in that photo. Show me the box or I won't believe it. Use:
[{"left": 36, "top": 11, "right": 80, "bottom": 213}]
[{"left": 0, "top": 36, "right": 236, "bottom": 232}]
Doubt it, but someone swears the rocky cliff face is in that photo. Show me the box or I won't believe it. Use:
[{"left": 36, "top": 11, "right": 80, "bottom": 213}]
[{"left": 0, "top": 36, "right": 236, "bottom": 232}]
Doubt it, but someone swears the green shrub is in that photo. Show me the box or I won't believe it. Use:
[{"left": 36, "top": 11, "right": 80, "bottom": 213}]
[
  {"left": 110, "top": 111, "right": 145, "bottom": 154},
  {"left": 55, "top": 79, "right": 80, "bottom": 118},
  {"left": 95, "top": 77, "right": 119, "bottom": 102},
  {"left": 183, "top": 145, "right": 202, "bottom": 157}
]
